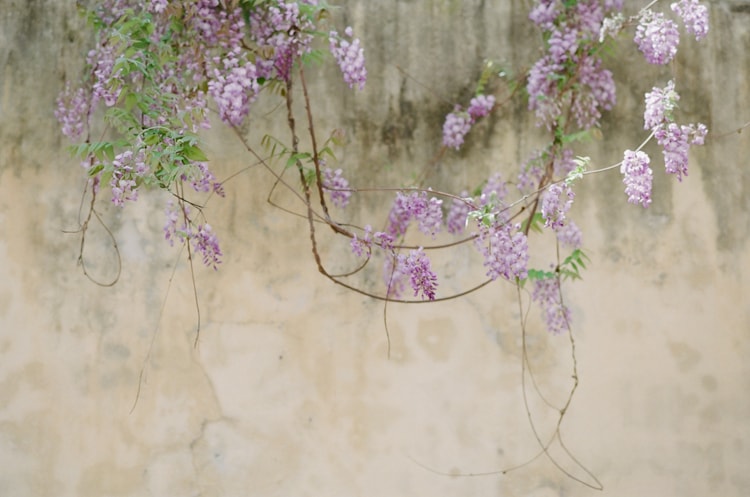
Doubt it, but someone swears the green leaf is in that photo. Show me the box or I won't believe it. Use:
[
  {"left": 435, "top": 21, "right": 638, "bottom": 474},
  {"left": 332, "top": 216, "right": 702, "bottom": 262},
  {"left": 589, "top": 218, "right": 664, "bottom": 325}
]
[
  {"left": 183, "top": 144, "right": 208, "bottom": 162},
  {"left": 285, "top": 152, "right": 311, "bottom": 169}
]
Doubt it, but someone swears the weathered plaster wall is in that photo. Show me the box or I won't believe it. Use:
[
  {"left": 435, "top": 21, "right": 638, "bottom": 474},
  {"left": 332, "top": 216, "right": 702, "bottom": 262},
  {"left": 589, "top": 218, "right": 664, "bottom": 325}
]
[{"left": 1, "top": 1, "right": 749, "bottom": 496}]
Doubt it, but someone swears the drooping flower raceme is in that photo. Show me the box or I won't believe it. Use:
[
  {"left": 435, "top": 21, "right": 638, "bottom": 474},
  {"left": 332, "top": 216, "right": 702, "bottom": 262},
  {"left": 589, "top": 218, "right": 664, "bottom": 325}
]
[
  {"left": 641, "top": 81, "right": 708, "bottom": 182},
  {"left": 322, "top": 167, "right": 352, "bottom": 208},
  {"left": 671, "top": 0, "right": 709, "bottom": 41},
  {"left": 655, "top": 123, "right": 707, "bottom": 181},
  {"left": 474, "top": 222, "right": 529, "bottom": 282},
  {"left": 620, "top": 150, "right": 653, "bottom": 207},
  {"left": 329, "top": 26, "right": 367, "bottom": 90},
  {"left": 250, "top": 1, "right": 314, "bottom": 81},
  {"left": 386, "top": 191, "right": 443, "bottom": 238},
  {"left": 532, "top": 277, "right": 572, "bottom": 336},
  {"left": 446, "top": 194, "right": 472, "bottom": 235},
  {"left": 644, "top": 80, "right": 679, "bottom": 130},
  {"left": 55, "top": 85, "right": 89, "bottom": 140},
  {"left": 541, "top": 183, "right": 575, "bottom": 230},
  {"left": 351, "top": 225, "right": 373, "bottom": 258},
  {"left": 467, "top": 94, "right": 496, "bottom": 120},
  {"left": 192, "top": 223, "right": 223, "bottom": 270},
  {"left": 442, "top": 93, "right": 495, "bottom": 149},
  {"left": 207, "top": 48, "right": 260, "bottom": 127},
  {"left": 404, "top": 248, "right": 438, "bottom": 301},
  {"left": 442, "top": 108, "right": 473, "bottom": 149},
  {"left": 110, "top": 149, "right": 148, "bottom": 207},
  {"left": 634, "top": 10, "right": 680, "bottom": 65},
  {"left": 556, "top": 220, "right": 583, "bottom": 249}
]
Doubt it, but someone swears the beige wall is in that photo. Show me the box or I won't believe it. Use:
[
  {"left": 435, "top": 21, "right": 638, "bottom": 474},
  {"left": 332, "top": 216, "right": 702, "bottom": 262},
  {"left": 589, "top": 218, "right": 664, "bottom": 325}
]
[{"left": 1, "top": 1, "right": 749, "bottom": 496}]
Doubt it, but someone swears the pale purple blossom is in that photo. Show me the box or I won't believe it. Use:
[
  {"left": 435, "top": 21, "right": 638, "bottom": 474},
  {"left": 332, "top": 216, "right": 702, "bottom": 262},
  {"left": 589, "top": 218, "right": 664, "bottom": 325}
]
[
  {"left": 532, "top": 277, "right": 572, "bottom": 335},
  {"left": 474, "top": 222, "right": 529, "bottom": 281},
  {"left": 634, "top": 10, "right": 680, "bottom": 65},
  {"left": 548, "top": 28, "right": 580, "bottom": 64},
  {"left": 208, "top": 49, "right": 260, "bottom": 127},
  {"left": 480, "top": 173, "right": 509, "bottom": 207},
  {"left": 110, "top": 150, "right": 147, "bottom": 207},
  {"left": 87, "top": 44, "right": 121, "bottom": 107},
  {"left": 527, "top": 56, "right": 564, "bottom": 127},
  {"left": 671, "top": 0, "right": 709, "bottom": 41},
  {"left": 250, "top": 1, "right": 314, "bottom": 81},
  {"left": 192, "top": 223, "right": 222, "bottom": 269},
  {"left": 329, "top": 27, "right": 367, "bottom": 90},
  {"left": 387, "top": 191, "right": 444, "bottom": 238},
  {"left": 183, "top": 161, "right": 220, "bottom": 194},
  {"left": 446, "top": 194, "right": 472, "bottom": 235},
  {"left": 467, "top": 94, "right": 496, "bottom": 120},
  {"left": 55, "top": 85, "right": 89, "bottom": 140},
  {"left": 529, "top": 0, "right": 559, "bottom": 30},
  {"left": 518, "top": 151, "right": 545, "bottom": 195},
  {"left": 655, "top": 122, "right": 707, "bottom": 181},
  {"left": 573, "top": 54, "right": 616, "bottom": 128},
  {"left": 556, "top": 220, "right": 582, "bottom": 249},
  {"left": 351, "top": 225, "right": 372, "bottom": 258},
  {"left": 404, "top": 248, "right": 438, "bottom": 301},
  {"left": 442, "top": 109, "right": 472, "bottom": 149},
  {"left": 541, "top": 183, "right": 575, "bottom": 229},
  {"left": 322, "top": 167, "right": 352, "bottom": 208},
  {"left": 163, "top": 200, "right": 184, "bottom": 247},
  {"left": 620, "top": 150, "right": 653, "bottom": 207},
  {"left": 553, "top": 148, "right": 576, "bottom": 177},
  {"left": 644, "top": 80, "right": 679, "bottom": 130}
]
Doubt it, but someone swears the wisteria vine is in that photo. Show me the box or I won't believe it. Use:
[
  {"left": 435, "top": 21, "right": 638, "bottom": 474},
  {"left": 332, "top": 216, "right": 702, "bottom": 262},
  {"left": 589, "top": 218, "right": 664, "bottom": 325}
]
[{"left": 57, "top": 0, "right": 711, "bottom": 489}]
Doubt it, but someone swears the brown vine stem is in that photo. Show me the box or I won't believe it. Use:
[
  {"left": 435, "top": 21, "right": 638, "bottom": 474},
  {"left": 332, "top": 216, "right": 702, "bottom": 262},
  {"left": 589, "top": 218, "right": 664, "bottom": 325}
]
[{"left": 63, "top": 180, "right": 122, "bottom": 287}]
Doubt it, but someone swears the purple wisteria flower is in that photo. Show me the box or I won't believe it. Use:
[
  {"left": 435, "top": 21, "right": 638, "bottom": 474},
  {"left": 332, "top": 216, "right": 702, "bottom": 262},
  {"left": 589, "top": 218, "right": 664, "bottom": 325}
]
[
  {"left": 553, "top": 148, "right": 576, "bottom": 177},
  {"left": 541, "top": 183, "right": 575, "bottom": 229},
  {"left": 620, "top": 150, "right": 653, "bottom": 207},
  {"left": 250, "top": 1, "right": 314, "bottom": 81},
  {"left": 671, "top": 0, "right": 709, "bottom": 41},
  {"left": 446, "top": 193, "right": 472, "bottom": 235},
  {"left": 529, "top": 0, "right": 559, "bottom": 30},
  {"left": 655, "top": 123, "right": 707, "bottom": 181},
  {"left": 644, "top": 80, "right": 679, "bottom": 130},
  {"left": 442, "top": 93, "right": 495, "bottom": 149},
  {"left": 442, "top": 109, "right": 472, "bottom": 149},
  {"left": 322, "top": 167, "right": 352, "bottom": 208},
  {"left": 192, "top": 223, "right": 222, "bottom": 270},
  {"left": 387, "top": 191, "right": 443, "bottom": 238},
  {"left": 474, "top": 222, "right": 529, "bottom": 281},
  {"left": 518, "top": 155, "right": 545, "bottom": 195},
  {"left": 634, "top": 10, "right": 680, "bottom": 65},
  {"left": 88, "top": 44, "right": 121, "bottom": 107},
  {"left": 479, "top": 172, "right": 509, "bottom": 208},
  {"left": 556, "top": 220, "right": 582, "bottom": 249},
  {"left": 55, "top": 85, "right": 89, "bottom": 140},
  {"left": 110, "top": 150, "right": 148, "bottom": 207},
  {"left": 208, "top": 48, "right": 260, "bottom": 127},
  {"left": 527, "top": 56, "right": 564, "bottom": 127},
  {"left": 532, "top": 277, "right": 572, "bottom": 335},
  {"left": 164, "top": 200, "right": 185, "bottom": 247},
  {"left": 350, "top": 225, "right": 373, "bottom": 258},
  {"left": 329, "top": 26, "right": 367, "bottom": 90},
  {"left": 467, "top": 94, "right": 496, "bottom": 120},
  {"left": 573, "top": 54, "right": 616, "bottom": 129},
  {"left": 404, "top": 248, "right": 438, "bottom": 301}
]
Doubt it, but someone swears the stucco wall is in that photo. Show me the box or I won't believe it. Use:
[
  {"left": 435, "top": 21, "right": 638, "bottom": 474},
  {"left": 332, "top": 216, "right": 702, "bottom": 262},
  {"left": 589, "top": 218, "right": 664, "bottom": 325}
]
[{"left": 1, "top": 1, "right": 749, "bottom": 496}]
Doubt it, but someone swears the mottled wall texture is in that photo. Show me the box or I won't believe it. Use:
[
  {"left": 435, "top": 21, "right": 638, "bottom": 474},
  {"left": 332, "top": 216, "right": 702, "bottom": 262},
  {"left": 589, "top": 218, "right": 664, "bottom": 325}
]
[{"left": 1, "top": 1, "right": 749, "bottom": 496}]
